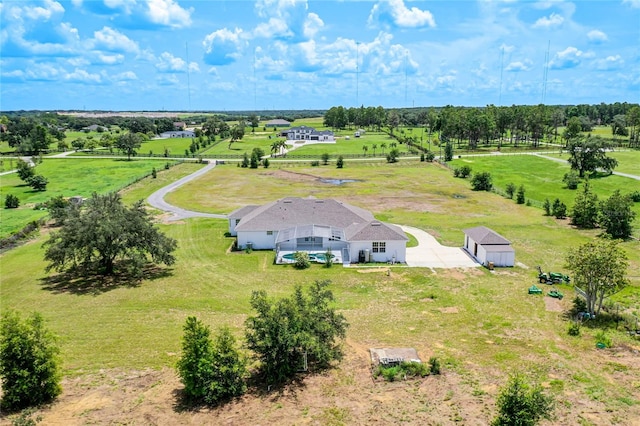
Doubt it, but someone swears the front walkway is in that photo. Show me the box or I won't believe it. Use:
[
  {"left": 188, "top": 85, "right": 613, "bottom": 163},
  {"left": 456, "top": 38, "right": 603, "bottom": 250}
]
[{"left": 401, "top": 225, "right": 479, "bottom": 268}]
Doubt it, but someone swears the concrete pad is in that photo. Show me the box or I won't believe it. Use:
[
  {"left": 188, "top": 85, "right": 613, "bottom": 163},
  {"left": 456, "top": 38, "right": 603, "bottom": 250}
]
[{"left": 401, "top": 225, "right": 479, "bottom": 269}]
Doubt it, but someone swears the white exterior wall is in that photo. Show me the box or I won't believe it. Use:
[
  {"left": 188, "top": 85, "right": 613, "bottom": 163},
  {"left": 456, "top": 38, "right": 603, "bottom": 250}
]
[
  {"left": 485, "top": 251, "right": 515, "bottom": 267},
  {"left": 349, "top": 241, "right": 406, "bottom": 263},
  {"left": 237, "top": 231, "right": 276, "bottom": 250},
  {"left": 465, "top": 236, "right": 487, "bottom": 264},
  {"left": 229, "top": 218, "right": 241, "bottom": 236}
]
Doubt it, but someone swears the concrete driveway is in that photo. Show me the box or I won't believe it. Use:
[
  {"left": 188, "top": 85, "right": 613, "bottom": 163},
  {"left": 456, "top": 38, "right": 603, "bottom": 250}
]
[{"left": 401, "top": 225, "right": 479, "bottom": 268}]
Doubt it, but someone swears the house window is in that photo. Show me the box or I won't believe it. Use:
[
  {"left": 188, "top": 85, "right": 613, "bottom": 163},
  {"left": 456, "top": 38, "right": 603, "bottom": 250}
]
[
  {"left": 372, "top": 242, "right": 386, "bottom": 253},
  {"left": 267, "top": 231, "right": 273, "bottom": 235}
]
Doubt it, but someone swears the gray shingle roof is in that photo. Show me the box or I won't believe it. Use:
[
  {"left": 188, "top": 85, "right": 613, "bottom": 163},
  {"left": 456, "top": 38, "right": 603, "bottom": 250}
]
[
  {"left": 235, "top": 197, "right": 376, "bottom": 232},
  {"left": 234, "top": 198, "right": 406, "bottom": 242},
  {"left": 345, "top": 221, "right": 408, "bottom": 241},
  {"left": 228, "top": 205, "right": 259, "bottom": 219},
  {"left": 464, "top": 226, "right": 511, "bottom": 245}
]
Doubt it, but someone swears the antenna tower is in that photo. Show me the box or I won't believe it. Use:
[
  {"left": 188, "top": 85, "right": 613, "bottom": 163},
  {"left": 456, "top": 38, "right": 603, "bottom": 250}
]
[
  {"left": 542, "top": 41, "right": 550, "bottom": 104},
  {"left": 185, "top": 42, "right": 192, "bottom": 110}
]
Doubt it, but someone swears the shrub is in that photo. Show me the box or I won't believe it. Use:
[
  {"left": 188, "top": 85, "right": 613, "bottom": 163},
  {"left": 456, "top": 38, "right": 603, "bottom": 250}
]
[
  {"left": 263, "top": 158, "right": 270, "bottom": 168},
  {"left": 386, "top": 149, "right": 400, "bottom": 163},
  {"left": 505, "top": 183, "right": 516, "bottom": 199},
  {"left": 516, "top": 185, "right": 526, "bottom": 204},
  {"left": 428, "top": 357, "right": 441, "bottom": 375},
  {"left": 571, "top": 296, "right": 587, "bottom": 317},
  {"left": 4, "top": 194, "right": 19, "bottom": 209},
  {"left": 164, "top": 162, "right": 170, "bottom": 170},
  {"left": 567, "top": 322, "right": 581, "bottom": 336},
  {"left": 311, "top": 160, "right": 320, "bottom": 167},
  {"left": 492, "top": 373, "right": 554, "bottom": 426},
  {"left": 177, "top": 318, "right": 247, "bottom": 405},
  {"left": 552, "top": 198, "right": 567, "bottom": 219},
  {"left": 420, "top": 153, "right": 425, "bottom": 162},
  {"left": 151, "top": 167, "right": 157, "bottom": 179},
  {"left": 336, "top": 155, "right": 344, "bottom": 169},
  {"left": 0, "top": 311, "right": 62, "bottom": 411},
  {"left": 321, "top": 152, "right": 330, "bottom": 165},
  {"left": 245, "top": 280, "right": 348, "bottom": 385},
  {"left": 543, "top": 198, "right": 551, "bottom": 216},
  {"left": 27, "top": 175, "right": 48, "bottom": 192},
  {"left": 629, "top": 190, "right": 640, "bottom": 202},
  {"left": 424, "top": 151, "right": 435, "bottom": 162},
  {"left": 563, "top": 171, "right": 580, "bottom": 189},
  {"left": 375, "top": 361, "right": 429, "bottom": 381},
  {"left": 293, "top": 251, "right": 311, "bottom": 269},
  {"left": 453, "top": 165, "right": 472, "bottom": 178},
  {"left": 324, "top": 249, "right": 333, "bottom": 268},
  {"left": 470, "top": 172, "right": 492, "bottom": 191}
]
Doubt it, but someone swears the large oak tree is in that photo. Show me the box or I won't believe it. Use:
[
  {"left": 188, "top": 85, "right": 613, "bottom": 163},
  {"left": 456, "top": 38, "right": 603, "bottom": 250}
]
[{"left": 43, "top": 192, "right": 177, "bottom": 276}]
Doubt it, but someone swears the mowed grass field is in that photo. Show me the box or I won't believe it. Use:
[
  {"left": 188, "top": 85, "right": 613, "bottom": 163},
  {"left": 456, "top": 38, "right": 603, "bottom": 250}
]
[
  {"left": 0, "top": 158, "right": 172, "bottom": 238},
  {"left": 449, "top": 153, "right": 640, "bottom": 219},
  {"left": 1, "top": 156, "right": 640, "bottom": 423}
]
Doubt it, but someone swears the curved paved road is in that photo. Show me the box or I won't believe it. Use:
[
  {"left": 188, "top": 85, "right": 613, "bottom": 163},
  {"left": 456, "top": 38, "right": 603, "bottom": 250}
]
[{"left": 147, "top": 161, "right": 227, "bottom": 221}]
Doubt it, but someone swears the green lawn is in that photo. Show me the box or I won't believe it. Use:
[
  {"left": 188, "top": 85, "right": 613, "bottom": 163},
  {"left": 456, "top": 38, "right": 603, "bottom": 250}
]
[
  {"left": 0, "top": 158, "right": 169, "bottom": 238},
  {"left": 1, "top": 159, "right": 639, "bottom": 421},
  {"left": 449, "top": 154, "right": 640, "bottom": 219},
  {"left": 543, "top": 150, "right": 640, "bottom": 176}
]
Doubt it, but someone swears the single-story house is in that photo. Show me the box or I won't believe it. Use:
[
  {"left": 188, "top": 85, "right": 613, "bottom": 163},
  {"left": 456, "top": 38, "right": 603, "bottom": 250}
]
[
  {"left": 229, "top": 197, "right": 408, "bottom": 263},
  {"left": 463, "top": 226, "right": 515, "bottom": 267},
  {"left": 266, "top": 119, "right": 291, "bottom": 127},
  {"left": 159, "top": 130, "right": 195, "bottom": 138},
  {"left": 281, "top": 126, "right": 334, "bottom": 142}
]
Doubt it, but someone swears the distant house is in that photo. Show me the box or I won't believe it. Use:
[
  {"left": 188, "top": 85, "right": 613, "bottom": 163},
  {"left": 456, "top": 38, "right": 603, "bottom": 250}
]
[
  {"left": 229, "top": 197, "right": 408, "bottom": 264},
  {"left": 159, "top": 130, "right": 195, "bottom": 138},
  {"left": 82, "top": 124, "right": 104, "bottom": 132},
  {"left": 282, "top": 126, "right": 334, "bottom": 142},
  {"left": 266, "top": 119, "right": 291, "bottom": 127},
  {"left": 463, "top": 226, "right": 515, "bottom": 267},
  {"left": 173, "top": 121, "right": 186, "bottom": 130}
]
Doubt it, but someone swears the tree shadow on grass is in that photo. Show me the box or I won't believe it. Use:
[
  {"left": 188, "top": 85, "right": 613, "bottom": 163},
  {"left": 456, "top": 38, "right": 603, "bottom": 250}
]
[
  {"left": 39, "top": 265, "right": 173, "bottom": 296},
  {"left": 171, "top": 374, "right": 308, "bottom": 414}
]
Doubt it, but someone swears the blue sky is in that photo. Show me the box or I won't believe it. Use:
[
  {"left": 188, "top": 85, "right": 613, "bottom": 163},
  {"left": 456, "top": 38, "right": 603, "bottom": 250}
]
[{"left": 1, "top": 0, "right": 639, "bottom": 111}]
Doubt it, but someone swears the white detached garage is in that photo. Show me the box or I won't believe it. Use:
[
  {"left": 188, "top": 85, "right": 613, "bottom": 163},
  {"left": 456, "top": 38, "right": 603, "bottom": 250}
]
[{"left": 463, "top": 226, "right": 515, "bottom": 267}]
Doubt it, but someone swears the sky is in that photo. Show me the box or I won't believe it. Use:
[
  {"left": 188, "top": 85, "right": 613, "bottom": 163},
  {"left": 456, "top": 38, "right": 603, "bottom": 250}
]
[{"left": 1, "top": 0, "right": 639, "bottom": 112}]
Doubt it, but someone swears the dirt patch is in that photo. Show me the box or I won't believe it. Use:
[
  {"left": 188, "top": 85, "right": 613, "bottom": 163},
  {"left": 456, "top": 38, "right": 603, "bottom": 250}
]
[
  {"left": 439, "top": 307, "right": 460, "bottom": 314},
  {"left": 356, "top": 267, "right": 390, "bottom": 274},
  {"left": 544, "top": 296, "right": 564, "bottom": 312}
]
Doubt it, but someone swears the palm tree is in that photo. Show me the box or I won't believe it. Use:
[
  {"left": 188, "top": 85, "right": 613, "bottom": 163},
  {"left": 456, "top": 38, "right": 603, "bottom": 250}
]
[
  {"left": 270, "top": 141, "right": 280, "bottom": 156},
  {"left": 380, "top": 142, "right": 387, "bottom": 155},
  {"left": 362, "top": 145, "right": 368, "bottom": 157},
  {"left": 372, "top": 143, "right": 377, "bottom": 156}
]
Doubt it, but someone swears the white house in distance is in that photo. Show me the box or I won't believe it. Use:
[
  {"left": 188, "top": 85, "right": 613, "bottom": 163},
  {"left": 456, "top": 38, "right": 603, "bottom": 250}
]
[
  {"left": 463, "top": 226, "right": 515, "bottom": 267},
  {"left": 282, "top": 126, "right": 334, "bottom": 142},
  {"left": 159, "top": 130, "right": 195, "bottom": 138},
  {"left": 266, "top": 119, "right": 291, "bottom": 127},
  {"left": 228, "top": 197, "right": 408, "bottom": 264}
]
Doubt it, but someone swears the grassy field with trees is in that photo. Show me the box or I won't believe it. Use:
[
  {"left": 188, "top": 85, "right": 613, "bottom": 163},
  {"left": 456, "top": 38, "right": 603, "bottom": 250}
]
[{"left": 0, "top": 158, "right": 174, "bottom": 238}]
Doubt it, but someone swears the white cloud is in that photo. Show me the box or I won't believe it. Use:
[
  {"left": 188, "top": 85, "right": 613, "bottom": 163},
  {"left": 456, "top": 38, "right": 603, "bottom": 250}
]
[
  {"left": 587, "top": 29, "right": 608, "bottom": 43},
  {"left": 97, "top": 53, "right": 124, "bottom": 65},
  {"left": 532, "top": 12, "right": 564, "bottom": 28},
  {"left": 145, "top": 0, "right": 193, "bottom": 29},
  {"left": 111, "top": 71, "right": 138, "bottom": 81},
  {"left": 157, "top": 74, "right": 180, "bottom": 85},
  {"left": 550, "top": 46, "right": 592, "bottom": 69},
  {"left": 368, "top": 0, "right": 436, "bottom": 28},
  {"left": 91, "top": 27, "right": 138, "bottom": 52},
  {"left": 500, "top": 44, "right": 515, "bottom": 53},
  {"left": 202, "top": 28, "right": 244, "bottom": 65},
  {"left": 156, "top": 52, "right": 187, "bottom": 72},
  {"left": 623, "top": 0, "right": 640, "bottom": 8},
  {"left": 65, "top": 68, "right": 102, "bottom": 84},
  {"left": 23, "top": 0, "right": 64, "bottom": 21},
  {"left": 252, "top": 0, "right": 324, "bottom": 41},
  {"left": 594, "top": 55, "right": 624, "bottom": 70},
  {"left": 505, "top": 60, "right": 532, "bottom": 71}
]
